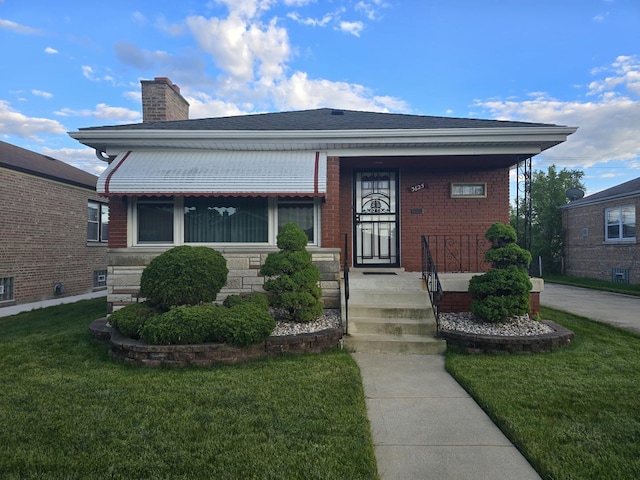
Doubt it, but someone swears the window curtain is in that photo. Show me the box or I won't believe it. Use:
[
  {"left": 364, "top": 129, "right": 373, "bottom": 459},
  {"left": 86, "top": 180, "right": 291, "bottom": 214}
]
[
  {"left": 278, "top": 203, "right": 314, "bottom": 242},
  {"left": 184, "top": 198, "right": 268, "bottom": 243}
]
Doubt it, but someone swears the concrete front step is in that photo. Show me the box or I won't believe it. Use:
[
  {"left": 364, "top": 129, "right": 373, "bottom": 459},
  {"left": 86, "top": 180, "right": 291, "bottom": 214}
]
[
  {"left": 348, "top": 316, "right": 437, "bottom": 336},
  {"left": 343, "top": 334, "right": 446, "bottom": 355},
  {"left": 349, "top": 305, "right": 434, "bottom": 320}
]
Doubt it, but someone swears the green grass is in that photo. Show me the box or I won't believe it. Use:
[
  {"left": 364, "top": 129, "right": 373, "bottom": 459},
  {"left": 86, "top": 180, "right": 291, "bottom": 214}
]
[
  {"left": 0, "top": 299, "right": 378, "bottom": 480},
  {"left": 446, "top": 306, "right": 640, "bottom": 480},
  {"left": 544, "top": 274, "right": 640, "bottom": 297}
]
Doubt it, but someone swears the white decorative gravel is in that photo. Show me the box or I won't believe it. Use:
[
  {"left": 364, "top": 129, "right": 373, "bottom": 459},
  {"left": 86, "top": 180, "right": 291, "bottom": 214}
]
[
  {"left": 440, "top": 311, "right": 553, "bottom": 336},
  {"left": 271, "top": 309, "right": 342, "bottom": 336}
]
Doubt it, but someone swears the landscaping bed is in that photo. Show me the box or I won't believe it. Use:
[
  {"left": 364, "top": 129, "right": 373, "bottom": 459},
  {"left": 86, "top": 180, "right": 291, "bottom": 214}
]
[{"left": 90, "top": 318, "right": 343, "bottom": 367}]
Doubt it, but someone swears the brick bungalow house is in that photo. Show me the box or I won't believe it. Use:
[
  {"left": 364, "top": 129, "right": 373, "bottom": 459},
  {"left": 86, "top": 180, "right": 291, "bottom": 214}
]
[
  {"left": 69, "top": 77, "right": 576, "bottom": 315},
  {"left": 0, "top": 140, "right": 108, "bottom": 307},
  {"left": 562, "top": 177, "right": 639, "bottom": 284}
]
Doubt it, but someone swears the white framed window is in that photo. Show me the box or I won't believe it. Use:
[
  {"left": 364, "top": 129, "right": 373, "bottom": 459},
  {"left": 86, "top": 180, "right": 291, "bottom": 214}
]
[
  {"left": 132, "top": 196, "right": 320, "bottom": 246},
  {"left": 88, "top": 202, "right": 109, "bottom": 242},
  {"left": 277, "top": 200, "right": 319, "bottom": 244},
  {"left": 134, "top": 197, "right": 176, "bottom": 245},
  {"left": 450, "top": 183, "right": 487, "bottom": 198},
  {"left": 0, "top": 277, "right": 14, "bottom": 302},
  {"left": 605, "top": 206, "right": 636, "bottom": 242}
]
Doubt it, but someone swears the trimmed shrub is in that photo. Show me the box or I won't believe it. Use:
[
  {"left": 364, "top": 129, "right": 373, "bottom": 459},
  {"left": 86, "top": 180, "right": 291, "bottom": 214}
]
[
  {"left": 260, "top": 223, "right": 324, "bottom": 322},
  {"left": 469, "top": 222, "right": 532, "bottom": 323},
  {"left": 469, "top": 266, "right": 532, "bottom": 323},
  {"left": 138, "top": 302, "right": 275, "bottom": 347},
  {"left": 139, "top": 245, "right": 228, "bottom": 311},
  {"left": 212, "top": 304, "right": 276, "bottom": 347},
  {"left": 223, "top": 292, "right": 270, "bottom": 310},
  {"left": 108, "top": 302, "right": 159, "bottom": 339}
]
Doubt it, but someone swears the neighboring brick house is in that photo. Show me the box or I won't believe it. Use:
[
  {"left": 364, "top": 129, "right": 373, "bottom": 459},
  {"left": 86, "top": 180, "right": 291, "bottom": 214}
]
[
  {"left": 562, "top": 177, "right": 639, "bottom": 284},
  {"left": 0, "top": 141, "right": 108, "bottom": 307},
  {"left": 69, "top": 77, "right": 576, "bottom": 313}
]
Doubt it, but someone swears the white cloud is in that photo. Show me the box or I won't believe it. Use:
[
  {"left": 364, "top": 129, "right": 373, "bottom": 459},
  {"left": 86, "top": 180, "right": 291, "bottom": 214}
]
[
  {"left": 0, "top": 17, "right": 40, "bottom": 34},
  {"left": 44, "top": 47, "right": 58, "bottom": 54},
  {"left": 40, "top": 147, "right": 106, "bottom": 175},
  {"left": 32, "top": 90, "right": 53, "bottom": 99},
  {"left": 54, "top": 103, "right": 140, "bottom": 122},
  {"left": 186, "top": 8, "right": 290, "bottom": 83},
  {"left": 355, "top": 1, "right": 389, "bottom": 21},
  {"left": 474, "top": 56, "right": 640, "bottom": 170},
  {"left": 287, "top": 11, "right": 333, "bottom": 27},
  {"left": 338, "top": 20, "right": 364, "bottom": 37},
  {"left": 132, "top": 11, "right": 147, "bottom": 25},
  {"left": 270, "top": 71, "right": 409, "bottom": 112},
  {"left": 0, "top": 100, "right": 66, "bottom": 141}
]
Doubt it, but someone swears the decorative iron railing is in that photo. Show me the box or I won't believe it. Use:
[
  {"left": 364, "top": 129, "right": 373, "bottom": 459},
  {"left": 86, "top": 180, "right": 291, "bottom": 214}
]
[
  {"left": 424, "top": 234, "right": 491, "bottom": 273},
  {"left": 421, "top": 236, "right": 444, "bottom": 334},
  {"left": 342, "top": 233, "right": 350, "bottom": 335}
]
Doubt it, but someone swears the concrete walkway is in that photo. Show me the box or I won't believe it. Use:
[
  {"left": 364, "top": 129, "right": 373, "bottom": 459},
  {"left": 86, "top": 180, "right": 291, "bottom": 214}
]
[
  {"left": 541, "top": 283, "right": 640, "bottom": 334},
  {"left": 353, "top": 353, "right": 541, "bottom": 480},
  {"left": 0, "top": 290, "right": 107, "bottom": 318}
]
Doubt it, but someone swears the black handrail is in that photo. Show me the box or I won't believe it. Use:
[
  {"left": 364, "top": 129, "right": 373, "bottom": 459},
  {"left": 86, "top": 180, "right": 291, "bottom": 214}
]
[
  {"left": 342, "top": 233, "right": 350, "bottom": 335},
  {"left": 421, "top": 236, "right": 444, "bottom": 335}
]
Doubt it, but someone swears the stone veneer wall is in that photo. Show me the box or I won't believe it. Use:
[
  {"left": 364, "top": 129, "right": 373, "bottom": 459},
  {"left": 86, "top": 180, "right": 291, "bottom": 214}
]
[{"left": 106, "top": 247, "right": 341, "bottom": 314}]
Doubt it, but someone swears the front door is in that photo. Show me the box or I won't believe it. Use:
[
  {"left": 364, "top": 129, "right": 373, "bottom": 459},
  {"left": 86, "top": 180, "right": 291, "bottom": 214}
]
[{"left": 354, "top": 170, "right": 399, "bottom": 266}]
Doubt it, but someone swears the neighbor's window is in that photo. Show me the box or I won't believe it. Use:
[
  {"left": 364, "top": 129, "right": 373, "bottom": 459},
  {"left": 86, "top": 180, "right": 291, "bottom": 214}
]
[
  {"left": 0, "top": 277, "right": 14, "bottom": 302},
  {"left": 451, "top": 183, "right": 487, "bottom": 198},
  {"left": 605, "top": 206, "right": 636, "bottom": 241},
  {"left": 278, "top": 201, "right": 315, "bottom": 243},
  {"left": 93, "top": 270, "right": 107, "bottom": 288},
  {"left": 88, "top": 202, "right": 109, "bottom": 242},
  {"left": 184, "top": 197, "right": 268, "bottom": 243},
  {"left": 137, "top": 199, "right": 175, "bottom": 244}
]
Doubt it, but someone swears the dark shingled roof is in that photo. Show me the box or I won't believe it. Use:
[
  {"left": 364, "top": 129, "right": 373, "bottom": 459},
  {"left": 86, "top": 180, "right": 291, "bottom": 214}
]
[
  {"left": 564, "top": 176, "right": 640, "bottom": 208},
  {"left": 0, "top": 140, "right": 97, "bottom": 189},
  {"left": 78, "top": 108, "right": 563, "bottom": 132}
]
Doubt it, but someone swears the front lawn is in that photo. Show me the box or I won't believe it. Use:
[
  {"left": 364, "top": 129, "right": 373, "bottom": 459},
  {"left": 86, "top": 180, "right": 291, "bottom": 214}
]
[
  {"left": 446, "top": 306, "right": 640, "bottom": 480},
  {"left": 0, "top": 299, "right": 378, "bottom": 480}
]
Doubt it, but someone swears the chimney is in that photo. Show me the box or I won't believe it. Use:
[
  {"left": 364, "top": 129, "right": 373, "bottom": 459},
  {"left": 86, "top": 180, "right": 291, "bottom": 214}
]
[{"left": 141, "top": 77, "right": 190, "bottom": 122}]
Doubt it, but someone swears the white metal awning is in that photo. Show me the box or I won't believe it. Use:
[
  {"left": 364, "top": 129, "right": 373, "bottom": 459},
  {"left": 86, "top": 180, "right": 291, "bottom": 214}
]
[{"left": 97, "top": 150, "right": 327, "bottom": 197}]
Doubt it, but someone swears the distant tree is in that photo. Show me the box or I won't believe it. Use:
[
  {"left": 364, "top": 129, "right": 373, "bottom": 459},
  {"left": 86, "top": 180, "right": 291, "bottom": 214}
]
[{"left": 511, "top": 165, "right": 585, "bottom": 274}]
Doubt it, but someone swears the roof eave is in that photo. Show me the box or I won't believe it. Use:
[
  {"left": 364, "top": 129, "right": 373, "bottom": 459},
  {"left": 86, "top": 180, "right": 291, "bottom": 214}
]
[{"left": 69, "top": 126, "right": 577, "bottom": 160}]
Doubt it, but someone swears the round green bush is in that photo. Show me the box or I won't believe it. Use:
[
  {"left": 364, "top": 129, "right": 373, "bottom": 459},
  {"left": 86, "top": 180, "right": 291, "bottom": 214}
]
[
  {"left": 485, "top": 242, "right": 532, "bottom": 269},
  {"left": 139, "top": 245, "right": 228, "bottom": 311},
  {"left": 485, "top": 222, "right": 517, "bottom": 247},
  {"left": 108, "top": 302, "right": 159, "bottom": 339}
]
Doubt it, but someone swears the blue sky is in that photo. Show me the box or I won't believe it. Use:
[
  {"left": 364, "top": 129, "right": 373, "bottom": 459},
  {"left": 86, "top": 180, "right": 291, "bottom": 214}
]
[{"left": 1, "top": 0, "right": 639, "bottom": 198}]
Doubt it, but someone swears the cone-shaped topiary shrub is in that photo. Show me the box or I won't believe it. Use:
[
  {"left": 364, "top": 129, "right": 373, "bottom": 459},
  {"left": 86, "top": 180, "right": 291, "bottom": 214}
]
[
  {"left": 260, "top": 222, "right": 324, "bottom": 322},
  {"left": 139, "top": 245, "right": 228, "bottom": 311},
  {"left": 469, "top": 222, "right": 533, "bottom": 323}
]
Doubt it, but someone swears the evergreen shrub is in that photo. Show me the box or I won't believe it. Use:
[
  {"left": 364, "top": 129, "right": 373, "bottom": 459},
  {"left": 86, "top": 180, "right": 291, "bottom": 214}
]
[
  {"left": 469, "top": 222, "right": 533, "bottom": 323},
  {"left": 108, "top": 302, "right": 159, "bottom": 339},
  {"left": 260, "top": 223, "right": 323, "bottom": 322},
  {"left": 139, "top": 245, "right": 228, "bottom": 311}
]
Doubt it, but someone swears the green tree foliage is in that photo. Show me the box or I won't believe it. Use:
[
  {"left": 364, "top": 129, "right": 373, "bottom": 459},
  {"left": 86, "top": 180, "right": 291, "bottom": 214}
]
[
  {"left": 139, "top": 245, "right": 228, "bottom": 311},
  {"left": 260, "top": 222, "right": 323, "bottom": 322},
  {"left": 469, "top": 223, "right": 533, "bottom": 323},
  {"left": 511, "top": 165, "right": 585, "bottom": 274}
]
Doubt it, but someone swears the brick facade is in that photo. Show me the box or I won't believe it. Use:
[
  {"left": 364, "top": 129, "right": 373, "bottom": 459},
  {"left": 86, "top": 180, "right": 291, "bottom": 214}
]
[
  {"left": 563, "top": 196, "right": 640, "bottom": 283},
  {"left": 141, "top": 77, "right": 189, "bottom": 123},
  {"left": 338, "top": 157, "right": 510, "bottom": 272},
  {"left": 0, "top": 167, "right": 108, "bottom": 306}
]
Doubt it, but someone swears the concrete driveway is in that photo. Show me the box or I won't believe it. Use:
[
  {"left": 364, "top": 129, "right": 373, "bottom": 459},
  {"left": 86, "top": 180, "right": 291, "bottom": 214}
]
[{"left": 541, "top": 283, "right": 640, "bottom": 334}]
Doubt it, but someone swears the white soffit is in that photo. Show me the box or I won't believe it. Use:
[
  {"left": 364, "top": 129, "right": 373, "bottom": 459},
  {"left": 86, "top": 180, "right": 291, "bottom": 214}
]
[{"left": 97, "top": 150, "right": 327, "bottom": 197}]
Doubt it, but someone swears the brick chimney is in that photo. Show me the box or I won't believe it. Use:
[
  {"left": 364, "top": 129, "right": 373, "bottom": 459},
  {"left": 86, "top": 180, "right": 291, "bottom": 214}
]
[{"left": 140, "top": 77, "right": 189, "bottom": 122}]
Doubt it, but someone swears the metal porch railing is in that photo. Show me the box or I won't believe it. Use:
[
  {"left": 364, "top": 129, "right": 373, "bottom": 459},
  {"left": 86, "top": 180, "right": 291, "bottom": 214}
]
[{"left": 421, "top": 236, "right": 444, "bottom": 335}]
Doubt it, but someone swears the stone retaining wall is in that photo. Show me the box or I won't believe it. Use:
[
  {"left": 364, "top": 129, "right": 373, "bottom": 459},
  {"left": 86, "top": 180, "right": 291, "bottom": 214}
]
[
  {"left": 90, "top": 319, "right": 343, "bottom": 368},
  {"left": 439, "top": 320, "right": 574, "bottom": 354},
  {"left": 106, "top": 247, "right": 341, "bottom": 314}
]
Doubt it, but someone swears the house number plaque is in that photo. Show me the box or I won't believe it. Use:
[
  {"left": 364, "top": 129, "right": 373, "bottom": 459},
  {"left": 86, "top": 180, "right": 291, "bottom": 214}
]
[{"left": 408, "top": 183, "right": 425, "bottom": 193}]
